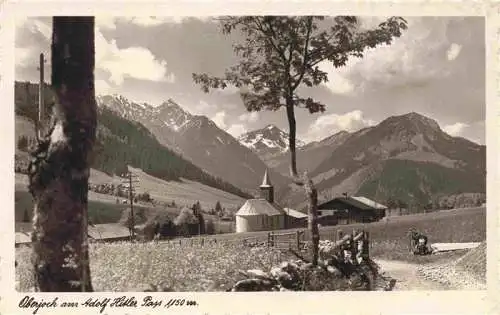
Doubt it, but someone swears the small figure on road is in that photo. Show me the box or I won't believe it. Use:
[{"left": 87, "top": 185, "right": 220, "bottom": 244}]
[{"left": 408, "top": 228, "right": 431, "bottom": 255}]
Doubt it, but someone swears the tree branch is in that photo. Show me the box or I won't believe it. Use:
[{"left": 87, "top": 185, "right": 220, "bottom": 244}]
[
  {"left": 254, "top": 18, "right": 287, "bottom": 63},
  {"left": 291, "top": 17, "right": 313, "bottom": 92}
]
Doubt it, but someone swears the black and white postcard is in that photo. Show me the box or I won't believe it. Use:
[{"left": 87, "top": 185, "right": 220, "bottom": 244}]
[{"left": 1, "top": 1, "right": 499, "bottom": 314}]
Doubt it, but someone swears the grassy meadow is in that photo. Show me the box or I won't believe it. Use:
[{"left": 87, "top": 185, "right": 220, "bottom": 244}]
[
  {"left": 15, "top": 166, "right": 245, "bottom": 213},
  {"left": 16, "top": 242, "right": 293, "bottom": 292},
  {"left": 15, "top": 206, "right": 485, "bottom": 291},
  {"left": 15, "top": 170, "right": 240, "bottom": 233}
]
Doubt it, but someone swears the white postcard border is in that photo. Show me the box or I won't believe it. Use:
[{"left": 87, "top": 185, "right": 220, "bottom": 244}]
[{"left": 1, "top": 1, "right": 498, "bottom": 314}]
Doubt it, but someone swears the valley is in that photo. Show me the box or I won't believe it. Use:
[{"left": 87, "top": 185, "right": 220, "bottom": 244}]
[{"left": 15, "top": 81, "right": 486, "bottom": 218}]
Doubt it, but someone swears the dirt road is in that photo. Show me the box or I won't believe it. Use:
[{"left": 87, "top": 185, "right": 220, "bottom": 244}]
[{"left": 375, "top": 259, "right": 450, "bottom": 290}]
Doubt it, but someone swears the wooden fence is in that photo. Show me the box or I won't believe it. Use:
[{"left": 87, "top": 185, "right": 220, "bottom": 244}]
[
  {"left": 332, "top": 229, "right": 371, "bottom": 261},
  {"left": 267, "top": 230, "right": 306, "bottom": 251},
  {"left": 152, "top": 228, "right": 371, "bottom": 261},
  {"left": 266, "top": 228, "right": 371, "bottom": 258}
]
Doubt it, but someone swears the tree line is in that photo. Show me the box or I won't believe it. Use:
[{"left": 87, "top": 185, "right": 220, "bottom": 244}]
[{"left": 120, "top": 200, "right": 224, "bottom": 240}]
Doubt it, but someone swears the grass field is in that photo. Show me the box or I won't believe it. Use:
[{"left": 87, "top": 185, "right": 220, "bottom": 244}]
[
  {"left": 16, "top": 167, "right": 244, "bottom": 225},
  {"left": 16, "top": 242, "right": 293, "bottom": 292},
  {"left": 15, "top": 190, "right": 132, "bottom": 225},
  {"left": 15, "top": 190, "right": 235, "bottom": 234},
  {"left": 184, "top": 206, "right": 485, "bottom": 240},
  {"left": 15, "top": 206, "right": 485, "bottom": 291},
  {"left": 15, "top": 166, "right": 245, "bottom": 213},
  {"left": 166, "top": 206, "right": 486, "bottom": 263}
]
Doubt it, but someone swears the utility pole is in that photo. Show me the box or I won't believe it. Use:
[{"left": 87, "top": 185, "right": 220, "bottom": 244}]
[
  {"left": 121, "top": 171, "right": 139, "bottom": 240},
  {"left": 37, "top": 53, "right": 45, "bottom": 139}
]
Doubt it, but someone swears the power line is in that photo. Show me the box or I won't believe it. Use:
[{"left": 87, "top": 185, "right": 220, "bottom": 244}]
[
  {"left": 36, "top": 53, "right": 47, "bottom": 139},
  {"left": 120, "top": 171, "right": 139, "bottom": 241}
]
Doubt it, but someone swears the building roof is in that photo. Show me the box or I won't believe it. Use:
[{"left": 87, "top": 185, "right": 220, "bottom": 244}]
[
  {"left": 350, "top": 196, "right": 387, "bottom": 209},
  {"left": 318, "top": 209, "right": 337, "bottom": 216},
  {"left": 15, "top": 232, "right": 31, "bottom": 244},
  {"left": 88, "top": 223, "right": 131, "bottom": 240},
  {"left": 318, "top": 195, "right": 387, "bottom": 211},
  {"left": 15, "top": 223, "right": 131, "bottom": 245},
  {"left": 284, "top": 208, "right": 308, "bottom": 219},
  {"left": 260, "top": 169, "right": 272, "bottom": 188},
  {"left": 236, "top": 199, "right": 284, "bottom": 216}
]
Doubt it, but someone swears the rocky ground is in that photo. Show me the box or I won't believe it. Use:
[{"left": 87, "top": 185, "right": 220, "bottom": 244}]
[
  {"left": 375, "top": 246, "right": 486, "bottom": 291},
  {"left": 375, "top": 260, "right": 448, "bottom": 290},
  {"left": 417, "top": 263, "right": 486, "bottom": 290}
]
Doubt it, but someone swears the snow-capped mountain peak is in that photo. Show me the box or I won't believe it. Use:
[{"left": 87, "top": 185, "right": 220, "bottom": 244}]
[
  {"left": 96, "top": 94, "right": 193, "bottom": 132},
  {"left": 238, "top": 125, "right": 305, "bottom": 158}
]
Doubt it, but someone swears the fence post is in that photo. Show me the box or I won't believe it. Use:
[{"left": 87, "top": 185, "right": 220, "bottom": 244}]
[
  {"left": 362, "top": 231, "right": 370, "bottom": 259},
  {"left": 337, "top": 229, "right": 344, "bottom": 241},
  {"left": 296, "top": 230, "right": 300, "bottom": 250}
]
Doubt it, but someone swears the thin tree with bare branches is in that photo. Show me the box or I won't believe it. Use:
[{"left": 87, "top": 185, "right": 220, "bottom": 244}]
[{"left": 193, "top": 16, "right": 407, "bottom": 265}]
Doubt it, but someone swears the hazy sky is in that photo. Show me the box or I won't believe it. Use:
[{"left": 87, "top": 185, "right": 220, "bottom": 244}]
[{"left": 15, "top": 16, "right": 485, "bottom": 144}]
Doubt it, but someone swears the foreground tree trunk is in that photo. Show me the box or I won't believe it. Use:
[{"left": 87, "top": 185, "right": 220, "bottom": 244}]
[
  {"left": 286, "top": 104, "right": 298, "bottom": 177},
  {"left": 28, "top": 17, "right": 96, "bottom": 292},
  {"left": 304, "top": 175, "right": 319, "bottom": 265},
  {"left": 286, "top": 101, "right": 320, "bottom": 266}
]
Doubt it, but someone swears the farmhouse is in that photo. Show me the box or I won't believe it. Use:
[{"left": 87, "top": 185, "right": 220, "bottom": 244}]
[
  {"left": 318, "top": 195, "right": 387, "bottom": 225},
  {"left": 283, "top": 207, "right": 308, "bottom": 229},
  {"left": 235, "top": 170, "right": 287, "bottom": 233}
]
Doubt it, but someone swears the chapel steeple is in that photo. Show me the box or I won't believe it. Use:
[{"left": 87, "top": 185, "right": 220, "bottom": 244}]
[{"left": 259, "top": 169, "right": 274, "bottom": 203}]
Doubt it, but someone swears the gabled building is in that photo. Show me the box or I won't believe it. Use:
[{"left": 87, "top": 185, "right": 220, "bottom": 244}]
[
  {"left": 318, "top": 195, "right": 387, "bottom": 225},
  {"left": 283, "top": 207, "right": 308, "bottom": 229},
  {"left": 235, "top": 170, "right": 286, "bottom": 233}
]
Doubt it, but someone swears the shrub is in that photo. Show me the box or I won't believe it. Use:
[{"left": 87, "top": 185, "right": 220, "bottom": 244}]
[
  {"left": 174, "top": 207, "right": 199, "bottom": 236},
  {"left": 118, "top": 207, "right": 147, "bottom": 229}
]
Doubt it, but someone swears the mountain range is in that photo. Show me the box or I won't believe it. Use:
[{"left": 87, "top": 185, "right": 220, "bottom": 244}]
[
  {"left": 282, "top": 113, "right": 486, "bottom": 210},
  {"left": 14, "top": 81, "right": 486, "bottom": 211},
  {"left": 95, "top": 95, "right": 291, "bottom": 198},
  {"left": 14, "top": 82, "right": 252, "bottom": 200},
  {"left": 238, "top": 125, "right": 305, "bottom": 162}
]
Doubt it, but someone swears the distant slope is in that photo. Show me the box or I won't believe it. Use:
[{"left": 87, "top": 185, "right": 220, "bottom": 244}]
[
  {"left": 16, "top": 165, "right": 245, "bottom": 211},
  {"left": 14, "top": 81, "right": 252, "bottom": 200},
  {"left": 287, "top": 112, "right": 486, "bottom": 210},
  {"left": 356, "top": 159, "right": 485, "bottom": 207},
  {"left": 96, "top": 94, "right": 291, "bottom": 197},
  {"left": 265, "top": 130, "right": 351, "bottom": 176}
]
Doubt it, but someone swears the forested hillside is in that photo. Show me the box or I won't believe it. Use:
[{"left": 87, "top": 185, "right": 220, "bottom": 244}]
[{"left": 15, "top": 81, "right": 252, "bottom": 199}]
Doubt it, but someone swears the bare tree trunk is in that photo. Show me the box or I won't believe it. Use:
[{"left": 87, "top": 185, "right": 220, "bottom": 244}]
[
  {"left": 286, "top": 100, "right": 319, "bottom": 266},
  {"left": 285, "top": 104, "right": 298, "bottom": 177},
  {"left": 304, "top": 174, "right": 319, "bottom": 266},
  {"left": 28, "top": 17, "right": 95, "bottom": 292}
]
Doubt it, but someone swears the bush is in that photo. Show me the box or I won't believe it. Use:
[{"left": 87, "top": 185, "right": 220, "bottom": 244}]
[
  {"left": 118, "top": 207, "right": 147, "bottom": 229},
  {"left": 174, "top": 207, "right": 199, "bottom": 236}
]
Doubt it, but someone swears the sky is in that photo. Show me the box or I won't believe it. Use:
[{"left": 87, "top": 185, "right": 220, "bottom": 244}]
[{"left": 15, "top": 16, "right": 485, "bottom": 144}]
